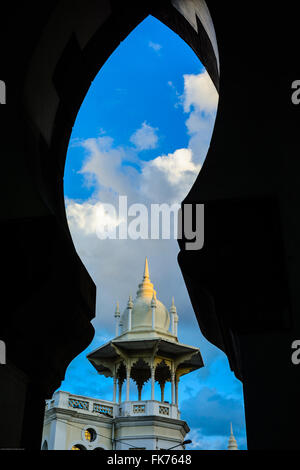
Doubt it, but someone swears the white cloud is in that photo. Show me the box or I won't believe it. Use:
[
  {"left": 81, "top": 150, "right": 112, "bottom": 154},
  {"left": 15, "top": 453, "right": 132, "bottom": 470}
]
[
  {"left": 141, "top": 148, "right": 200, "bottom": 204},
  {"left": 147, "top": 148, "right": 199, "bottom": 184},
  {"left": 182, "top": 70, "right": 218, "bottom": 114},
  {"left": 180, "top": 70, "right": 219, "bottom": 166},
  {"left": 77, "top": 135, "right": 140, "bottom": 202},
  {"left": 130, "top": 121, "right": 158, "bottom": 150},
  {"left": 149, "top": 41, "right": 162, "bottom": 52},
  {"left": 66, "top": 199, "right": 123, "bottom": 238}
]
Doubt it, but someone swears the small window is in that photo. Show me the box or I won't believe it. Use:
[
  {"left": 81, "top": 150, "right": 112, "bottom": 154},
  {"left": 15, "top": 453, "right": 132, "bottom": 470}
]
[
  {"left": 84, "top": 428, "right": 97, "bottom": 442},
  {"left": 72, "top": 444, "right": 86, "bottom": 450}
]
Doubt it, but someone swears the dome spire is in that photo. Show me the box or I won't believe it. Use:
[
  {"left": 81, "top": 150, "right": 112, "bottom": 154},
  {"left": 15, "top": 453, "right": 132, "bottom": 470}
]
[
  {"left": 144, "top": 257, "right": 149, "bottom": 279},
  {"left": 136, "top": 257, "right": 156, "bottom": 299}
]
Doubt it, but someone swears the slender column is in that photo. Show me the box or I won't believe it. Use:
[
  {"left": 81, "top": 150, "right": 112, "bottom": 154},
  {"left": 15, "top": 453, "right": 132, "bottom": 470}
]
[
  {"left": 151, "top": 365, "right": 155, "bottom": 400},
  {"left": 171, "top": 372, "right": 175, "bottom": 405},
  {"left": 175, "top": 377, "right": 179, "bottom": 406},
  {"left": 138, "top": 385, "right": 142, "bottom": 401},
  {"left": 126, "top": 366, "right": 131, "bottom": 401},
  {"left": 113, "top": 376, "right": 117, "bottom": 403}
]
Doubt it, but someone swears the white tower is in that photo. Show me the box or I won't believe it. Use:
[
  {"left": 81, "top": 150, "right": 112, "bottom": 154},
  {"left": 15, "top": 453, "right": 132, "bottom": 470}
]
[
  {"left": 87, "top": 257, "right": 204, "bottom": 450},
  {"left": 227, "top": 423, "right": 238, "bottom": 450},
  {"left": 42, "top": 258, "right": 204, "bottom": 451}
]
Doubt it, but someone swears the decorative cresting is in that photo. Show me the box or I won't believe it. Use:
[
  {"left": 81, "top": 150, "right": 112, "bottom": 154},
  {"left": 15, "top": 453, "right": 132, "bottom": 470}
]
[{"left": 119, "top": 258, "right": 171, "bottom": 336}]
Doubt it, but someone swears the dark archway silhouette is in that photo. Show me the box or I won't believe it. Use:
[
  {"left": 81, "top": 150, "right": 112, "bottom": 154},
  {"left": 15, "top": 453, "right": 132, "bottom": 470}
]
[{"left": 0, "top": 0, "right": 299, "bottom": 451}]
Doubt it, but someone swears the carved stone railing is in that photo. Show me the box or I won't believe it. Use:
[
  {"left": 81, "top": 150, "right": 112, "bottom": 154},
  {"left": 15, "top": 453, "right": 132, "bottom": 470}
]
[
  {"left": 118, "top": 400, "right": 179, "bottom": 419},
  {"left": 45, "top": 391, "right": 116, "bottom": 417}
]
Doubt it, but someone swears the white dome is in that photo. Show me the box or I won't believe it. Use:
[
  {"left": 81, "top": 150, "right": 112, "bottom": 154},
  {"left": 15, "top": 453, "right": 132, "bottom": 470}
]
[
  {"left": 119, "top": 258, "right": 171, "bottom": 336},
  {"left": 120, "top": 296, "right": 170, "bottom": 333}
]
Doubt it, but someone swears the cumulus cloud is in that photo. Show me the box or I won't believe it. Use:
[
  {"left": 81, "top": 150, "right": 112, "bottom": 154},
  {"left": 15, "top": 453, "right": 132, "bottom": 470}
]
[
  {"left": 64, "top": 69, "right": 219, "bottom": 335},
  {"left": 78, "top": 136, "right": 138, "bottom": 200},
  {"left": 182, "top": 70, "right": 218, "bottom": 114},
  {"left": 130, "top": 121, "right": 159, "bottom": 150},
  {"left": 181, "top": 386, "right": 245, "bottom": 435},
  {"left": 66, "top": 199, "right": 124, "bottom": 239},
  {"left": 181, "top": 386, "right": 247, "bottom": 449},
  {"left": 141, "top": 148, "right": 200, "bottom": 204},
  {"left": 181, "top": 70, "right": 218, "bottom": 166}
]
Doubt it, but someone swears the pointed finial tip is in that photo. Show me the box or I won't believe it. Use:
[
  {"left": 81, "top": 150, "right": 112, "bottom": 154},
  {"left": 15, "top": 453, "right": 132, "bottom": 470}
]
[{"left": 144, "top": 256, "right": 149, "bottom": 278}]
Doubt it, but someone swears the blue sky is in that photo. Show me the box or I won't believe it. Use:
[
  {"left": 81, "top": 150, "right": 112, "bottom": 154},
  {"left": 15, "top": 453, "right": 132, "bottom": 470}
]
[{"left": 62, "top": 15, "right": 247, "bottom": 450}]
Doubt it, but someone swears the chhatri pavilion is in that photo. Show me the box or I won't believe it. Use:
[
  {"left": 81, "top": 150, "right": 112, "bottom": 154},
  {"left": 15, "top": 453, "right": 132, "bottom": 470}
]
[{"left": 41, "top": 258, "right": 238, "bottom": 450}]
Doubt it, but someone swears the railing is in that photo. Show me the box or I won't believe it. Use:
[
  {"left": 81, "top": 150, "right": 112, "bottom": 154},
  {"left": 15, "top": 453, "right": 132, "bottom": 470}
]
[
  {"left": 133, "top": 404, "right": 145, "bottom": 413},
  {"left": 45, "top": 392, "right": 179, "bottom": 420},
  {"left": 118, "top": 400, "right": 178, "bottom": 419},
  {"left": 68, "top": 398, "right": 89, "bottom": 410},
  {"left": 45, "top": 392, "right": 116, "bottom": 417},
  {"left": 93, "top": 403, "right": 113, "bottom": 417},
  {"left": 159, "top": 405, "right": 169, "bottom": 416}
]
